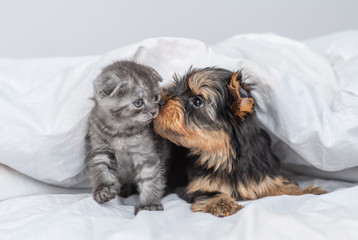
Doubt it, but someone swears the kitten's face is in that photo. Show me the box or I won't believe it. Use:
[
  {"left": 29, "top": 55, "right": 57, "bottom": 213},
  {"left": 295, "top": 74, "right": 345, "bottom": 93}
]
[{"left": 93, "top": 61, "right": 162, "bottom": 128}]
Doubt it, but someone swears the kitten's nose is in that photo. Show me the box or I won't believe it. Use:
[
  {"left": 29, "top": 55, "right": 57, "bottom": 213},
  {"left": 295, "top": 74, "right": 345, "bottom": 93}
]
[{"left": 150, "top": 111, "right": 157, "bottom": 117}]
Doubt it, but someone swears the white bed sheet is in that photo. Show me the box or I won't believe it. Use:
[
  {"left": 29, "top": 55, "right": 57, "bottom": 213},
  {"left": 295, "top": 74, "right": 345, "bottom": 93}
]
[{"left": 0, "top": 181, "right": 357, "bottom": 240}]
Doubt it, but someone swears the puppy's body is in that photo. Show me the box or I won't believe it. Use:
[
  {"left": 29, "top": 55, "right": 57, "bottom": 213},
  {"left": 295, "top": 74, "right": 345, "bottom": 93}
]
[{"left": 155, "top": 67, "right": 326, "bottom": 217}]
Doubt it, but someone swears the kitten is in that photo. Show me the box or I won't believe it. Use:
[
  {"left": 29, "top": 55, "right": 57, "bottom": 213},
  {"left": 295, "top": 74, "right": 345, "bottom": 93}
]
[{"left": 86, "top": 60, "right": 169, "bottom": 214}]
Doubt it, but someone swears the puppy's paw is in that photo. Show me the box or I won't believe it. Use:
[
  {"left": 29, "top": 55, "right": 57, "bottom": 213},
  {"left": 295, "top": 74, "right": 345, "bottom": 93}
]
[
  {"left": 135, "top": 204, "right": 163, "bottom": 215},
  {"left": 93, "top": 182, "right": 121, "bottom": 203},
  {"left": 191, "top": 193, "right": 243, "bottom": 217},
  {"left": 305, "top": 186, "right": 328, "bottom": 195}
]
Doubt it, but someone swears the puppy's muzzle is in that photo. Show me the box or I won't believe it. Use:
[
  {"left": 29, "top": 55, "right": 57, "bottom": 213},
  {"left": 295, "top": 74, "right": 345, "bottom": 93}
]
[{"left": 159, "top": 100, "right": 166, "bottom": 108}]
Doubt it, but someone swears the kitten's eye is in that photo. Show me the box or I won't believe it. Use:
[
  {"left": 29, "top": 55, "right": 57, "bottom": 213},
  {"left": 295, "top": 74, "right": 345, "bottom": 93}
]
[
  {"left": 153, "top": 95, "right": 160, "bottom": 103},
  {"left": 133, "top": 99, "right": 144, "bottom": 108},
  {"left": 191, "top": 96, "right": 204, "bottom": 108}
]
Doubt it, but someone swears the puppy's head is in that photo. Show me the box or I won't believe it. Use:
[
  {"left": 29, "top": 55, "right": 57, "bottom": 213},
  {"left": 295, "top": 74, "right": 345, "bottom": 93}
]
[{"left": 153, "top": 67, "right": 254, "bottom": 153}]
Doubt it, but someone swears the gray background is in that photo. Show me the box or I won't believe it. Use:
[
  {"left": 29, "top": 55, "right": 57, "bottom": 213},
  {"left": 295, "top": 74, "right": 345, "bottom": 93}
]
[{"left": 1, "top": 0, "right": 357, "bottom": 58}]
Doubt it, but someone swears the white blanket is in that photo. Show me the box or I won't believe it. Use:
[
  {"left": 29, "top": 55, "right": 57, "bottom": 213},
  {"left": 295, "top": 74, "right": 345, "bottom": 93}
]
[
  {"left": 0, "top": 180, "right": 357, "bottom": 240},
  {"left": 0, "top": 31, "right": 357, "bottom": 239}
]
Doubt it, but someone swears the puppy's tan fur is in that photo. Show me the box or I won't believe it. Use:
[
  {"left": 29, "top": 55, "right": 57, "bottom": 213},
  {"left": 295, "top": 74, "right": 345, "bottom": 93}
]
[{"left": 155, "top": 68, "right": 326, "bottom": 217}]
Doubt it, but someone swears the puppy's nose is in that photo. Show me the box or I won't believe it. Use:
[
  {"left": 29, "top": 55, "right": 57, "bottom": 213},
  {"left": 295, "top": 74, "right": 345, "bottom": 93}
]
[{"left": 159, "top": 100, "right": 166, "bottom": 108}]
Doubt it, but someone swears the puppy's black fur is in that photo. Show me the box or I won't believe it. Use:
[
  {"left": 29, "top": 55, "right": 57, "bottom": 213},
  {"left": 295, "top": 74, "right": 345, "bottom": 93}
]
[{"left": 155, "top": 67, "right": 326, "bottom": 217}]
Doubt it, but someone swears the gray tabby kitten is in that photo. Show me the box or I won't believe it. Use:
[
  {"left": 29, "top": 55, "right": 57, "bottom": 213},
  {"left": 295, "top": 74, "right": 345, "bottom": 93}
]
[{"left": 86, "top": 60, "right": 169, "bottom": 214}]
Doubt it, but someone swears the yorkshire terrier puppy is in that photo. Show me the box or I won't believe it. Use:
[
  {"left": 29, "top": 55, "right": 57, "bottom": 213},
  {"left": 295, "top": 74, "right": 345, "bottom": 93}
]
[{"left": 154, "top": 67, "right": 326, "bottom": 217}]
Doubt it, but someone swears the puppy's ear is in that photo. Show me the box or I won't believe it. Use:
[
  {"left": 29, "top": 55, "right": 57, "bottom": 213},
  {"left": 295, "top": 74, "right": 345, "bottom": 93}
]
[{"left": 228, "top": 72, "right": 254, "bottom": 120}]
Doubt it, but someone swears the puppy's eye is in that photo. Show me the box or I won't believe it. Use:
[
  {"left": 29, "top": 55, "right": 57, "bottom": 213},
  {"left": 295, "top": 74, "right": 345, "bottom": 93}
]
[
  {"left": 153, "top": 95, "right": 160, "bottom": 103},
  {"left": 133, "top": 99, "right": 144, "bottom": 108},
  {"left": 192, "top": 96, "right": 203, "bottom": 108}
]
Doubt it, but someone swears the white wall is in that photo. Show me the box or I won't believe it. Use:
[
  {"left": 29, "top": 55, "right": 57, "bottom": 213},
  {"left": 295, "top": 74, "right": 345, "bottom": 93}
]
[{"left": 0, "top": 0, "right": 357, "bottom": 58}]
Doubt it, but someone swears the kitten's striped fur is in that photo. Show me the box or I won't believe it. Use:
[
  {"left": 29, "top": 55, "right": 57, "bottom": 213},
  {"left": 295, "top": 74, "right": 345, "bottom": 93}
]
[{"left": 86, "top": 61, "right": 169, "bottom": 214}]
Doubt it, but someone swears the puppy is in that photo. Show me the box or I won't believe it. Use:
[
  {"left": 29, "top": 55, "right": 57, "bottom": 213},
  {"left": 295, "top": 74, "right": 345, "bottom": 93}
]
[{"left": 154, "top": 67, "right": 326, "bottom": 217}]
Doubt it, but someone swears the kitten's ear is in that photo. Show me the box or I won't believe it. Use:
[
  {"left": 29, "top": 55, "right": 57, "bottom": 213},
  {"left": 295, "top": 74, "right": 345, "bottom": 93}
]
[
  {"left": 153, "top": 70, "right": 163, "bottom": 83},
  {"left": 100, "top": 77, "right": 117, "bottom": 97},
  {"left": 147, "top": 67, "right": 163, "bottom": 83},
  {"left": 97, "top": 75, "right": 125, "bottom": 98},
  {"left": 228, "top": 71, "right": 254, "bottom": 120}
]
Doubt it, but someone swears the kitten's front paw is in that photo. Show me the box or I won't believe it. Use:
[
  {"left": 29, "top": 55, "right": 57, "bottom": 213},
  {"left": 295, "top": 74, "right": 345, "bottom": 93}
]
[
  {"left": 93, "top": 182, "right": 121, "bottom": 203},
  {"left": 135, "top": 204, "right": 163, "bottom": 215}
]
